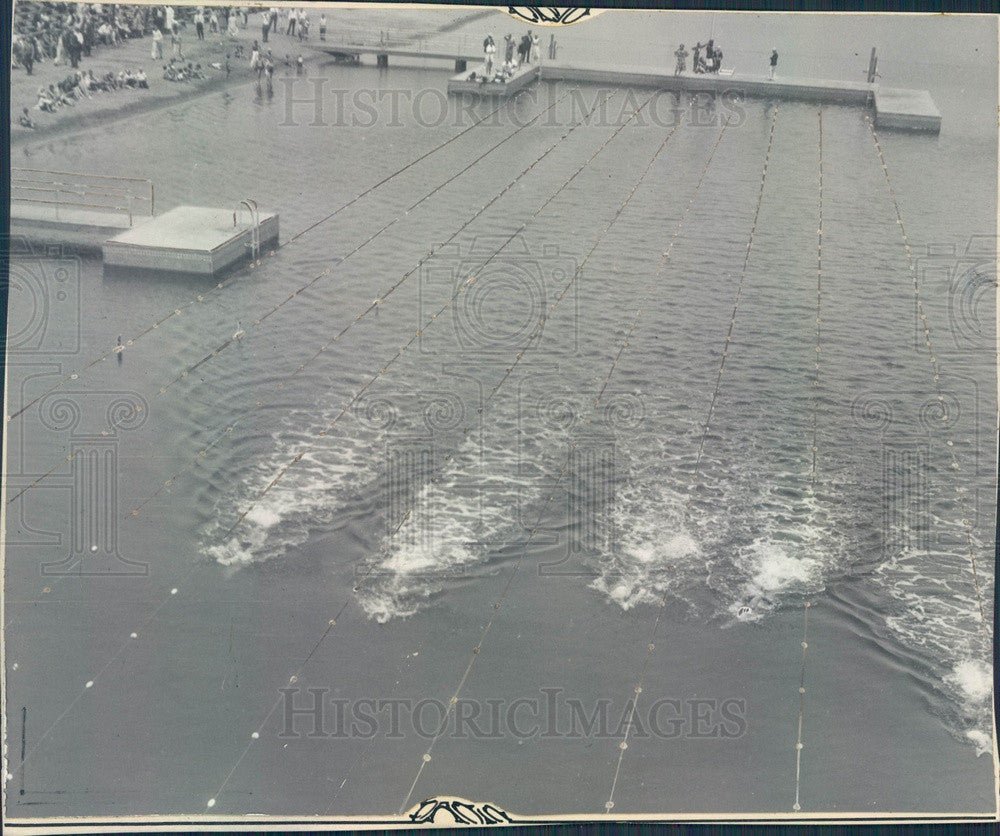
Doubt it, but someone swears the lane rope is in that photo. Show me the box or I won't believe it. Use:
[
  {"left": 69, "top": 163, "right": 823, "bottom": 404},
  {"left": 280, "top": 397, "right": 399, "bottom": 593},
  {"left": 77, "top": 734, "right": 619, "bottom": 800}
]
[
  {"left": 6, "top": 95, "right": 567, "bottom": 507},
  {"left": 605, "top": 107, "right": 778, "bottom": 816},
  {"left": 793, "top": 110, "right": 823, "bottom": 813},
  {"left": 5, "top": 100, "right": 511, "bottom": 425},
  {"left": 394, "top": 117, "right": 734, "bottom": 817},
  {"left": 2, "top": 87, "right": 618, "bottom": 785},
  {"left": 207, "top": 91, "right": 679, "bottom": 813},
  {"left": 866, "top": 116, "right": 991, "bottom": 650}
]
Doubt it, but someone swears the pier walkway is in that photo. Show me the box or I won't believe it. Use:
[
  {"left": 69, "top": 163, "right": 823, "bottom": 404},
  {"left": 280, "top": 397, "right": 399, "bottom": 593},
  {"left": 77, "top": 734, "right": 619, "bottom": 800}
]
[
  {"left": 320, "top": 31, "right": 484, "bottom": 71},
  {"left": 444, "top": 62, "right": 942, "bottom": 131}
]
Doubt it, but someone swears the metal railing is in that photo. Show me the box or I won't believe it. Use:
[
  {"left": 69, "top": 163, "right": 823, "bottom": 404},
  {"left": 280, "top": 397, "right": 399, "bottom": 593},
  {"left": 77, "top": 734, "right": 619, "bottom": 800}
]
[{"left": 12, "top": 168, "right": 154, "bottom": 227}]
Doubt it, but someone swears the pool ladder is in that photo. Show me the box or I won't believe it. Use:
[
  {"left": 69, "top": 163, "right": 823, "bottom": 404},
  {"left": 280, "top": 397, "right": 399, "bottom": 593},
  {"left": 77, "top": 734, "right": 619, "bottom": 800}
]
[{"left": 239, "top": 199, "right": 261, "bottom": 264}]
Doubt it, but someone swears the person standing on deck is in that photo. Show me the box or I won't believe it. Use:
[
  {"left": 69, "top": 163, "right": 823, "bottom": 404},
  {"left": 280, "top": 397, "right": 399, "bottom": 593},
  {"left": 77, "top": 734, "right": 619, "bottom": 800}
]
[
  {"left": 319, "top": 14, "right": 327, "bottom": 40},
  {"left": 769, "top": 49, "right": 778, "bottom": 79},
  {"left": 483, "top": 33, "right": 496, "bottom": 78},
  {"left": 711, "top": 45, "right": 723, "bottom": 72},
  {"left": 504, "top": 33, "right": 515, "bottom": 65},
  {"left": 530, "top": 32, "right": 540, "bottom": 63},
  {"left": 194, "top": 7, "right": 204, "bottom": 40},
  {"left": 249, "top": 39, "right": 261, "bottom": 75},
  {"left": 286, "top": 8, "right": 296, "bottom": 36},
  {"left": 261, "top": 10, "right": 269, "bottom": 43},
  {"left": 170, "top": 24, "right": 182, "bottom": 59},
  {"left": 674, "top": 43, "right": 688, "bottom": 74},
  {"left": 151, "top": 25, "right": 163, "bottom": 59}
]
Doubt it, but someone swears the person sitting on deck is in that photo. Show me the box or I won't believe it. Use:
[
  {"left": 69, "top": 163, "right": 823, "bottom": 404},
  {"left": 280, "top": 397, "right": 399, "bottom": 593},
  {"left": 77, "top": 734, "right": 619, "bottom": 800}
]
[
  {"left": 674, "top": 43, "right": 688, "bottom": 74},
  {"left": 163, "top": 61, "right": 188, "bottom": 81},
  {"left": 51, "top": 82, "right": 75, "bottom": 106},
  {"left": 18, "top": 107, "right": 36, "bottom": 128},
  {"left": 97, "top": 21, "right": 116, "bottom": 47},
  {"left": 36, "top": 86, "right": 58, "bottom": 111},
  {"left": 81, "top": 69, "right": 101, "bottom": 94}
]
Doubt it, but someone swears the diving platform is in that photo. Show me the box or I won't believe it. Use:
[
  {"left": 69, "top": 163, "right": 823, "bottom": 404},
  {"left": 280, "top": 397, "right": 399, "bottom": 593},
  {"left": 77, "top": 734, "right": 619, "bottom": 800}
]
[{"left": 102, "top": 205, "right": 279, "bottom": 276}]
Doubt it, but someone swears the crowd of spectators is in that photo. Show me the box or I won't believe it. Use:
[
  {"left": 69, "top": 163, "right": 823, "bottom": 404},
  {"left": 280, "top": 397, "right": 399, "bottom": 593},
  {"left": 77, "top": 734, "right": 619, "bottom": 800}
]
[
  {"left": 12, "top": 4, "right": 254, "bottom": 129},
  {"left": 29, "top": 65, "right": 147, "bottom": 123},
  {"left": 11, "top": 4, "right": 243, "bottom": 74},
  {"left": 162, "top": 58, "right": 207, "bottom": 82},
  {"left": 13, "top": 3, "right": 155, "bottom": 72}
]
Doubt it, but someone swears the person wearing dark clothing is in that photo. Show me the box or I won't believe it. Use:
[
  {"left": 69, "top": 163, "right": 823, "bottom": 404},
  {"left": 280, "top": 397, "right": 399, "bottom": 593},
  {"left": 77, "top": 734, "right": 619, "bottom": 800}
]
[
  {"left": 769, "top": 49, "right": 778, "bottom": 79},
  {"left": 82, "top": 17, "right": 94, "bottom": 56},
  {"left": 19, "top": 37, "right": 35, "bottom": 74},
  {"left": 64, "top": 29, "right": 81, "bottom": 68}
]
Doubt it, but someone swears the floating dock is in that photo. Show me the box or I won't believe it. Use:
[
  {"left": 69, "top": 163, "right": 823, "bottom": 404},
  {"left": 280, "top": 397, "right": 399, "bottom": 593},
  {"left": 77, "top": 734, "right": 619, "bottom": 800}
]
[
  {"left": 11, "top": 203, "right": 134, "bottom": 250},
  {"left": 443, "top": 62, "right": 941, "bottom": 132},
  {"left": 872, "top": 87, "right": 942, "bottom": 131},
  {"left": 447, "top": 63, "right": 541, "bottom": 98},
  {"left": 103, "top": 206, "right": 279, "bottom": 275}
]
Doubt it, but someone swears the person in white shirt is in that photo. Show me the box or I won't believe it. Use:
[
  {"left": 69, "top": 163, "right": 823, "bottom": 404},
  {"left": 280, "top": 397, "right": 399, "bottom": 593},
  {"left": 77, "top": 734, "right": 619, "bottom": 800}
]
[{"left": 483, "top": 33, "right": 496, "bottom": 78}]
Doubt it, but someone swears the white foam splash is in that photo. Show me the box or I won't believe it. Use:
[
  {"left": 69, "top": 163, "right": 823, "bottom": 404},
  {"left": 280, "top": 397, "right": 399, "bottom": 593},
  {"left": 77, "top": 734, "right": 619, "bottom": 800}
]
[
  {"left": 591, "top": 530, "right": 701, "bottom": 611},
  {"left": 358, "top": 441, "right": 537, "bottom": 623},
  {"left": 202, "top": 414, "right": 367, "bottom": 566},
  {"left": 965, "top": 729, "right": 994, "bottom": 758},
  {"left": 947, "top": 659, "right": 993, "bottom": 704},
  {"left": 727, "top": 538, "right": 822, "bottom": 622}
]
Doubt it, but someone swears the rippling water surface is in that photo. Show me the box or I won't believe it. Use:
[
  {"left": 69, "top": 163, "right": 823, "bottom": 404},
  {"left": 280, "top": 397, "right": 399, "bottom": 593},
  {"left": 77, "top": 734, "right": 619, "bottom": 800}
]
[{"left": 5, "top": 9, "right": 997, "bottom": 818}]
